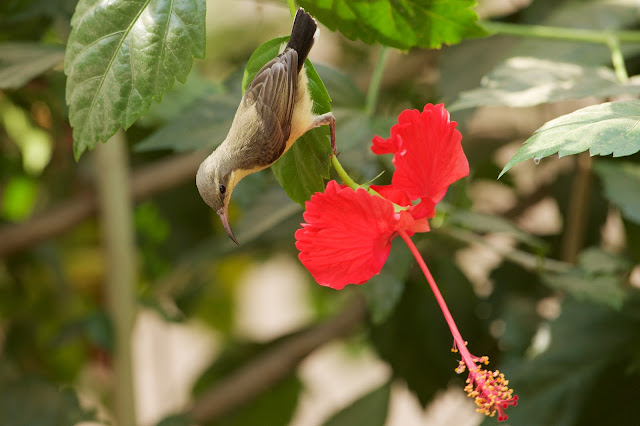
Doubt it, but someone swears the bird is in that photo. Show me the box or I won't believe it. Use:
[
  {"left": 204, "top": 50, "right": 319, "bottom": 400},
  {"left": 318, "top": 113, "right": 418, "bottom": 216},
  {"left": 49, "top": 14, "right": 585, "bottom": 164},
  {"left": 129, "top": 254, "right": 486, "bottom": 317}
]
[{"left": 196, "top": 8, "right": 336, "bottom": 245}]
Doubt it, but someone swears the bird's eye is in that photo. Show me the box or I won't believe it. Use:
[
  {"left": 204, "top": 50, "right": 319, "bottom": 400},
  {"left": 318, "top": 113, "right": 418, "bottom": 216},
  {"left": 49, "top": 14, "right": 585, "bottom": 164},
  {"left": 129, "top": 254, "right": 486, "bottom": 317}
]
[{"left": 219, "top": 184, "right": 226, "bottom": 194}]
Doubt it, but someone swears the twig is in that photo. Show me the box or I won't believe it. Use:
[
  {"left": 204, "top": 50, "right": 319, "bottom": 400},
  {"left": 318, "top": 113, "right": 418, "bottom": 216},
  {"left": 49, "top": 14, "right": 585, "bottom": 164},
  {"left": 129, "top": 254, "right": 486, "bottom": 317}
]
[
  {"left": 188, "top": 296, "right": 367, "bottom": 423},
  {"left": 481, "top": 21, "right": 640, "bottom": 44},
  {"left": 0, "top": 151, "right": 206, "bottom": 257},
  {"left": 561, "top": 153, "right": 592, "bottom": 264},
  {"left": 94, "top": 130, "right": 137, "bottom": 425},
  {"left": 439, "top": 226, "right": 571, "bottom": 274},
  {"left": 365, "top": 46, "right": 390, "bottom": 117}
]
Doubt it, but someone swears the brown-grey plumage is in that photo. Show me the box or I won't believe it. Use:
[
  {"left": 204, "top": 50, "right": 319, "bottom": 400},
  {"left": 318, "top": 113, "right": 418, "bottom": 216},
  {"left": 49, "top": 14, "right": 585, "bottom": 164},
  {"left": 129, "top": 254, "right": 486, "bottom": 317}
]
[
  {"left": 242, "top": 48, "right": 298, "bottom": 167},
  {"left": 196, "top": 8, "right": 336, "bottom": 245}
]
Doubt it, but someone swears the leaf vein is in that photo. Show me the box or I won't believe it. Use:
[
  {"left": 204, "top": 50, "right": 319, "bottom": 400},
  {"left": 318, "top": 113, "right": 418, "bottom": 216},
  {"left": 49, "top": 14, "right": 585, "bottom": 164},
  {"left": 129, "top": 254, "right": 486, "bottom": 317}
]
[{"left": 81, "top": 0, "right": 151, "bottom": 141}]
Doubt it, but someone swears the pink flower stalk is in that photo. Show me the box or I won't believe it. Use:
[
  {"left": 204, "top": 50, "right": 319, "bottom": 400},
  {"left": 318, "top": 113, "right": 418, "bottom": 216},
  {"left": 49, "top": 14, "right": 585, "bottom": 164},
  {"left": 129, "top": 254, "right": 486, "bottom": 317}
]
[
  {"left": 398, "top": 229, "right": 518, "bottom": 421},
  {"left": 295, "top": 104, "right": 518, "bottom": 421}
]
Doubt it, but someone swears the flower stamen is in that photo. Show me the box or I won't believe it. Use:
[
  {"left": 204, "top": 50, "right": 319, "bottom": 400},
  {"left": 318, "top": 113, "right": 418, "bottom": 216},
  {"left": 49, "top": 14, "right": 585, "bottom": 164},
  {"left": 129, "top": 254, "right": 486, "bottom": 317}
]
[{"left": 398, "top": 229, "right": 517, "bottom": 422}]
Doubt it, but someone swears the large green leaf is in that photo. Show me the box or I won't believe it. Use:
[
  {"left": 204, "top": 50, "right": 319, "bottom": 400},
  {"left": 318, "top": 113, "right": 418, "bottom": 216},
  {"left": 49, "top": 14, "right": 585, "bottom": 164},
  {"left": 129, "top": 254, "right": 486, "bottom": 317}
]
[
  {"left": 542, "top": 272, "right": 624, "bottom": 310},
  {"left": 492, "top": 297, "right": 640, "bottom": 426},
  {"left": 450, "top": 57, "right": 640, "bottom": 111},
  {"left": 360, "top": 239, "right": 410, "bottom": 325},
  {"left": 594, "top": 160, "right": 640, "bottom": 225},
  {"left": 506, "top": 0, "right": 640, "bottom": 67},
  {"left": 0, "top": 43, "right": 64, "bottom": 89},
  {"left": 322, "top": 382, "right": 391, "bottom": 426},
  {"left": 499, "top": 101, "right": 640, "bottom": 178},
  {"left": 65, "top": 0, "right": 206, "bottom": 159},
  {"left": 0, "top": 0, "right": 72, "bottom": 41},
  {"left": 242, "top": 36, "right": 332, "bottom": 205},
  {"left": 135, "top": 91, "right": 239, "bottom": 152},
  {"left": 298, "top": 0, "right": 486, "bottom": 50},
  {"left": 448, "top": 209, "right": 547, "bottom": 251},
  {"left": 0, "top": 369, "right": 96, "bottom": 426}
]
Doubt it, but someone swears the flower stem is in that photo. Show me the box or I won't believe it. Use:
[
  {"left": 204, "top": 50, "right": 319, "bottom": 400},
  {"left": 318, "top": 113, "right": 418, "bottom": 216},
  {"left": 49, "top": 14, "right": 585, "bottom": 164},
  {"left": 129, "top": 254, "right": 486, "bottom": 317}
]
[
  {"left": 287, "top": 0, "right": 296, "bottom": 17},
  {"left": 331, "top": 155, "right": 359, "bottom": 190},
  {"left": 481, "top": 21, "right": 640, "bottom": 44},
  {"left": 607, "top": 35, "right": 629, "bottom": 83},
  {"left": 365, "top": 46, "right": 390, "bottom": 117},
  {"left": 397, "top": 229, "right": 477, "bottom": 370},
  {"left": 482, "top": 21, "right": 638, "bottom": 82}
]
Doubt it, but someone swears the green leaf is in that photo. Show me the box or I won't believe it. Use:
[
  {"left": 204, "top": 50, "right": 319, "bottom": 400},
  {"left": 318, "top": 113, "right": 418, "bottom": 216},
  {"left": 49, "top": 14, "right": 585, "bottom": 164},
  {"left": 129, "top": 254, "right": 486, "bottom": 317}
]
[
  {"left": 1, "top": 176, "right": 38, "bottom": 221},
  {"left": 315, "top": 64, "right": 366, "bottom": 108},
  {"left": 157, "top": 414, "right": 192, "bottom": 426},
  {"left": 448, "top": 209, "right": 547, "bottom": 251},
  {"left": 541, "top": 248, "right": 629, "bottom": 309},
  {"left": 594, "top": 160, "right": 640, "bottom": 225},
  {"left": 242, "top": 36, "right": 332, "bottom": 205},
  {"left": 0, "top": 43, "right": 64, "bottom": 89},
  {"left": 499, "top": 101, "right": 640, "bottom": 178},
  {"left": 321, "top": 382, "right": 391, "bottom": 426},
  {"left": 242, "top": 36, "right": 289, "bottom": 94},
  {"left": 215, "top": 375, "right": 302, "bottom": 426},
  {"left": 228, "top": 185, "right": 302, "bottom": 246},
  {"left": 497, "top": 297, "right": 640, "bottom": 426},
  {"left": 578, "top": 247, "right": 630, "bottom": 276},
  {"left": 298, "top": 0, "right": 486, "bottom": 50},
  {"left": 135, "top": 91, "right": 239, "bottom": 152},
  {"left": 271, "top": 124, "right": 332, "bottom": 205},
  {"left": 0, "top": 0, "right": 70, "bottom": 42},
  {"left": 506, "top": 1, "right": 640, "bottom": 67},
  {"left": 0, "top": 370, "right": 96, "bottom": 426},
  {"left": 140, "top": 71, "right": 224, "bottom": 126},
  {"left": 361, "top": 239, "right": 410, "bottom": 324},
  {"left": 542, "top": 271, "right": 625, "bottom": 310},
  {"left": 64, "top": 0, "right": 206, "bottom": 159},
  {"left": 193, "top": 339, "right": 302, "bottom": 426},
  {"left": 450, "top": 57, "right": 640, "bottom": 111}
]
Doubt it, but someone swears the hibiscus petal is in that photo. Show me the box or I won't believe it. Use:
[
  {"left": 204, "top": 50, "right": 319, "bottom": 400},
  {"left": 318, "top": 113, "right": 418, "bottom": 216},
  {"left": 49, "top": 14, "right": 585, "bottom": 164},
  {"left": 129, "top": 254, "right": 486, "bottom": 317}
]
[
  {"left": 370, "top": 184, "right": 412, "bottom": 207},
  {"left": 295, "top": 181, "right": 400, "bottom": 289},
  {"left": 372, "top": 104, "right": 469, "bottom": 205}
]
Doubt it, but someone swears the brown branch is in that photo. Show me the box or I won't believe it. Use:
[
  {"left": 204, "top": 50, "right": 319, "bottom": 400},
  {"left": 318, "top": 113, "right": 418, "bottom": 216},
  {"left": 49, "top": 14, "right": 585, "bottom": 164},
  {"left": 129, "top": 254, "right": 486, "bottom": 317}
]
[
  {"left": 187, "top": 296, "right": 367, "bottom": 424},
  {"left": 0, "top": 151, "right": 206, "bottom": 257},
  {"left": 561, "top": 153, "right": 592, "bottom": 264},
  {"left": 94, "top": 130, "right": 137, "bottom": 425}
]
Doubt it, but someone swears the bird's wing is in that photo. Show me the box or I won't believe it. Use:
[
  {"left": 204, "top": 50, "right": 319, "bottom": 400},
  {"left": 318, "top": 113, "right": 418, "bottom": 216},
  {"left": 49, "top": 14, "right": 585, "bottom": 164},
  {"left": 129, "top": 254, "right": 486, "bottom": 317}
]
[{"left": 243, "top": 48, "right": 298, "bottom": 166}]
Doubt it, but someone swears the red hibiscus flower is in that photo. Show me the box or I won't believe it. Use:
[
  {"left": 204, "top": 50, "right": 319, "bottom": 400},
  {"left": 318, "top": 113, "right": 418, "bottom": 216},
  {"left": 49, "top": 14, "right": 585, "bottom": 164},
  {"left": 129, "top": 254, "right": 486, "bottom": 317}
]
[
  {"left": 296, "top": 104, "right": 468, "bottom": 288},
  {"left": 294, "top": 103, "right": 517, "bottom": 421},
  {"left": 295, "top": 181, "right": 428, "bottom": 289}
]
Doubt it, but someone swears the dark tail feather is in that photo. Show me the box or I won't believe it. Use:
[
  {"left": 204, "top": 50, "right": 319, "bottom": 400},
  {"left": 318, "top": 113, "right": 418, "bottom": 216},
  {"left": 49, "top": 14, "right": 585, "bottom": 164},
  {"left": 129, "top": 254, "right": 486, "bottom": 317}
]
[{"left": 286, "top": 8, "right": 317, "bottom": 72}]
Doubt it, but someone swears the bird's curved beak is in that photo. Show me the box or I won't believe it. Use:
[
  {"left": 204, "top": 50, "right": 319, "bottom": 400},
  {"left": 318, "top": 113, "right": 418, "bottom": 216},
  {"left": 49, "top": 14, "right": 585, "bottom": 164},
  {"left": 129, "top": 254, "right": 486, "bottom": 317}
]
[{"left": 217, "top": 205, "right": 239, "bottom": 245}]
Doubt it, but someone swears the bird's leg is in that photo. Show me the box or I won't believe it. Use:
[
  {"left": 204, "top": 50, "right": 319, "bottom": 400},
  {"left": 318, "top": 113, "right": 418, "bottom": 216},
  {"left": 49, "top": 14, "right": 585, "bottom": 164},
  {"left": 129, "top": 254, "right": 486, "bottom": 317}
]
[{"left": 313, "top": 112, "right": 338, "bottom": 156}]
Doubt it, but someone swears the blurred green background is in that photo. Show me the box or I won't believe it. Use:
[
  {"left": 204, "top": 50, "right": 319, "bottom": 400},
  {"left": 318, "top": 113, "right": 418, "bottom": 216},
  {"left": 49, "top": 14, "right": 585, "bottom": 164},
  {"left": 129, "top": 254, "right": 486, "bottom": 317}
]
[{"left": 2, "top": 0, "right": 640, "bottom": 425}]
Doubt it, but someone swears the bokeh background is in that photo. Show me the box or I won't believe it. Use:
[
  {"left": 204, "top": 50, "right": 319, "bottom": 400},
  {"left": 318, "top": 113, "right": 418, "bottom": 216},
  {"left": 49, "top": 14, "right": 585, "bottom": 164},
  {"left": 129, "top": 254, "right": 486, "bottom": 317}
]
[{"left": 2, "top": 0, "right": 640, "bottom": 425}]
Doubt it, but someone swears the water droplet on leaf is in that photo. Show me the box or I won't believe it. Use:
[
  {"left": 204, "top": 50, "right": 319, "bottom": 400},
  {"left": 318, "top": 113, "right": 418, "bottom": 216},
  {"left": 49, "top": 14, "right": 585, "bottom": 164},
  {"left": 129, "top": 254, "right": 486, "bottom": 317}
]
[{"left": 533, "top": 157, "right": 541, "bottom": 165}]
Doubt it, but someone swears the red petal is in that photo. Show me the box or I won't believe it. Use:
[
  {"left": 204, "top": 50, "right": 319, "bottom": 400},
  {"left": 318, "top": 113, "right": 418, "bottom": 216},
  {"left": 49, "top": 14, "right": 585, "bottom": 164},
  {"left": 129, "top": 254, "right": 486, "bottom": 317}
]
[
  {"left": 372, "top": 104, "right": 469, "bottom": 205},
  {"left": 370, "top": 184, "right": 412, "bottom": 207},
  {"left": 295, "top": 181, "right": 399, "bottom": 289},
  {"left": 371, "top": 135, "right": 398, "bottom": 155}
]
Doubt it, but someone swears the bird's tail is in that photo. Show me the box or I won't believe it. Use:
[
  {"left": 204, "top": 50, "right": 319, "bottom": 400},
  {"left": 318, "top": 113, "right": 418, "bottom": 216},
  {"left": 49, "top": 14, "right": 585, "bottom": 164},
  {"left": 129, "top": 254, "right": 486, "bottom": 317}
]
[{"left": 286, "top": 8, "right": 318, "bottom": 73}]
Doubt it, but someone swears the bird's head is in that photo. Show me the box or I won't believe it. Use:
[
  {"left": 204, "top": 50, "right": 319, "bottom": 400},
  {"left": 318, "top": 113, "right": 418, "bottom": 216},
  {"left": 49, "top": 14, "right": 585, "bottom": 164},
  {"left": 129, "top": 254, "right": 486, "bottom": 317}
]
[{"left": 196, "top": 153, "right": 239, "bottom": 245}]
